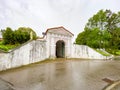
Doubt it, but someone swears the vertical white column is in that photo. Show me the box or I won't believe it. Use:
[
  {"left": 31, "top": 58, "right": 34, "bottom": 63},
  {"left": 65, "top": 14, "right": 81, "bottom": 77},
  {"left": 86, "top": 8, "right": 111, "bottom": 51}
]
[
  {"left": 67, "top": 38, "right": 71, "bottom": 58},
  {"left": 50, "top": 35, "right": 56, "bottom": 59},
  {"left": 69, "top": 37, "right": 73, "bottom": 58},
  {"left": 66, "top": 37, "right": 73, "bottom": 58},
  {"left": 46, "top": 33, "right": 50, "bottom": 58}
]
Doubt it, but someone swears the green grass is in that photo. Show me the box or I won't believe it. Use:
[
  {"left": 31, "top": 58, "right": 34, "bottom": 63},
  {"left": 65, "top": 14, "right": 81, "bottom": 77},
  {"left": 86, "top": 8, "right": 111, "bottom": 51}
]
[
  {"left": 95, "top": 49, "right": 111, "bottom": 56},
  {"left": 115, "top": 50, "right": 120, "bottom": 55},
  {"left": 0, "top": 41, "right": 19, "bottom": 52},
  {"left": 106, "top": 49, "right": 120, "bottom": 56}
]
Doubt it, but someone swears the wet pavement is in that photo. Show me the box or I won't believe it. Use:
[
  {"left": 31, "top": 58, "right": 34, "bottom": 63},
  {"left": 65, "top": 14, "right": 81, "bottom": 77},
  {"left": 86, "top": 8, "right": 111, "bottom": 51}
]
[{"left": 0, "top": 59, "right": 120, "bottom": 90}]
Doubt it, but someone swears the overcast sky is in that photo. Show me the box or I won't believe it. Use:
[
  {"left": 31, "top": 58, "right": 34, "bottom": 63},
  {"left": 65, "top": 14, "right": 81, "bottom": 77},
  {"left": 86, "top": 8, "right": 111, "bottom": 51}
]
[{"left": 0, "top": 0, "right": 120, "bottom": 39}]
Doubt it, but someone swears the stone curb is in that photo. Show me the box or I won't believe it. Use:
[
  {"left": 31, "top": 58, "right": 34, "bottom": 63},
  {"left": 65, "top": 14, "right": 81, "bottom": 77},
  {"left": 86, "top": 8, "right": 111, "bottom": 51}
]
[{"left": 103, "top": 80, "right": 120, "bottom": 90}]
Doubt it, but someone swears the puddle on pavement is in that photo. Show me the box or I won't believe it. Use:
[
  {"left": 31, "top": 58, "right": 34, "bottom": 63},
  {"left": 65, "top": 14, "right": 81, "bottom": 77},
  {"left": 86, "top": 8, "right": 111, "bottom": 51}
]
[{"left": 0, "top": 60, "right": 120, "bottom": 90}]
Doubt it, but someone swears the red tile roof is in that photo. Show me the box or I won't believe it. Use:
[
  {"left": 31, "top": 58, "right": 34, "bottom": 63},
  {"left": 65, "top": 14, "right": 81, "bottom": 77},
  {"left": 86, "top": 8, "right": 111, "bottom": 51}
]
[{"left": 45, "top": 26, "right": 74, "bottom": 36}]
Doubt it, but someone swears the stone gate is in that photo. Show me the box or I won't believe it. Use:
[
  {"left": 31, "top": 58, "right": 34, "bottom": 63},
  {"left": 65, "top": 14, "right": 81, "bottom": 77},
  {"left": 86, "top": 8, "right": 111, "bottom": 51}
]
[
  {"left": 0, "top": 26, "right": 112, "bottom": 71},
  {"left": 43, "top": 26, "right": 74, "bottom": 58}
]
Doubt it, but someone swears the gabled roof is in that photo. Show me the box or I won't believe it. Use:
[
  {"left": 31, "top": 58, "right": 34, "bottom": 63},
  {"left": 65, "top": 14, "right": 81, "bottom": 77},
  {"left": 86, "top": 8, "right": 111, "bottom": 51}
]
[{"left": 45, "top": 26, "right": 74, "bottom": 36}]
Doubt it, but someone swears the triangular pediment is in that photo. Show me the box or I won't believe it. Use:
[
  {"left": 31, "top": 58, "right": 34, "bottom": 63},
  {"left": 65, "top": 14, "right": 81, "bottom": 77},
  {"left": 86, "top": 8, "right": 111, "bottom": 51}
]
[{"left": 46, "top": 26, "right": 74, "bottom": 37}]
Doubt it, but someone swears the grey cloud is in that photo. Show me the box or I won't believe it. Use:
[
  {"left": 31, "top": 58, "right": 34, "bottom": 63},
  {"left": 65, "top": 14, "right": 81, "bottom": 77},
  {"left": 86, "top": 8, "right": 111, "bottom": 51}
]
[{"left": 0, "top": 0, "right": 120, "bottom": 38}]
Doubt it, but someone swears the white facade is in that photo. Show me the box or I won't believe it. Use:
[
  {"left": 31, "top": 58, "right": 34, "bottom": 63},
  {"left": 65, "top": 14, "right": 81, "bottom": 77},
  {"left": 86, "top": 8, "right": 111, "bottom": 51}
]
[
  {"left": 0, "top": 40, "right": 47, "bottom": 71},
  {"left": 0, "top": 26, "right": 113, "bottom": 71},
  {"left": 44, "top": 26, "right": 74, "bottom": 58},
  {"left": 43, "top": 26, "right": 112, "bottom": 59},
  {"left": 72, "top": 44, "right": 112, "bottom": 59}
]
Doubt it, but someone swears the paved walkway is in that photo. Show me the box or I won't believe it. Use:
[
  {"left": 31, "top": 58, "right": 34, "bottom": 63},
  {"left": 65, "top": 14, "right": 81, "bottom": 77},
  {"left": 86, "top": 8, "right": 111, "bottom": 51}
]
[{"left": 0, "top": 60, "right": 120, "bottom": 90}]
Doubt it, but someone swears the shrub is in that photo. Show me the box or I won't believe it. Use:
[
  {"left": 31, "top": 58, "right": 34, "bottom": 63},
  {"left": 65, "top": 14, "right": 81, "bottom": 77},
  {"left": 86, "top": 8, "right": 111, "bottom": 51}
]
[{"left": 2, "top": 27, "right": 37, "bottom": 45}]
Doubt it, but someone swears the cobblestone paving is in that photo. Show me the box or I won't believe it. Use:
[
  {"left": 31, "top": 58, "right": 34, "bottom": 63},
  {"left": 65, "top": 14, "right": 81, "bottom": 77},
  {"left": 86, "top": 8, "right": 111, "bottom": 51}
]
[{"left": 0, "top": 60, "right": 120, "bottom": 90}]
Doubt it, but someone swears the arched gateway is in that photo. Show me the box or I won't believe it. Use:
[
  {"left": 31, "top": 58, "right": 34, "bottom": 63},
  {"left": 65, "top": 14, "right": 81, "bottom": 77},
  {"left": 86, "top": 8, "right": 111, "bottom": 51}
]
[
  {"left": 44, "top": 26, "right": 74, "bottom": 58},
  {"left": 56, "top": 40, "right": 65, "bottom": 58}
]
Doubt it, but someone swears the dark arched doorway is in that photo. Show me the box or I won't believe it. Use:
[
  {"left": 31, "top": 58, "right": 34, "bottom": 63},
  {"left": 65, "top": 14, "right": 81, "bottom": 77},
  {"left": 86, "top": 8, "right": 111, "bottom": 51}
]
[{"left": 56, "top": 40, "right": 65, "bottom": 58}]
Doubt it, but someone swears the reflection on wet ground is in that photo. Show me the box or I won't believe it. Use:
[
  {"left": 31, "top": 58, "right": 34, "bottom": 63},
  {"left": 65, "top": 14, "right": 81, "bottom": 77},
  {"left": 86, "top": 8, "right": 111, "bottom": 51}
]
[{"left": 0, "top": 60, "right": 120, "bottom": 90}]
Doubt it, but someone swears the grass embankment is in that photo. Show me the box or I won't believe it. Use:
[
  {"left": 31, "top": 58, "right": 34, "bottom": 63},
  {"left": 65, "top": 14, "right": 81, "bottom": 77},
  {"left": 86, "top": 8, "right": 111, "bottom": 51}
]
[
  {"left": 0, "top": 41, "right": 19, "bottom": 52},
  {"left": 95, "top": 49, "right": 111, "bottom": 56},
  {"left": 114, "top": 51, "right": 120, "bottom": 55}
]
